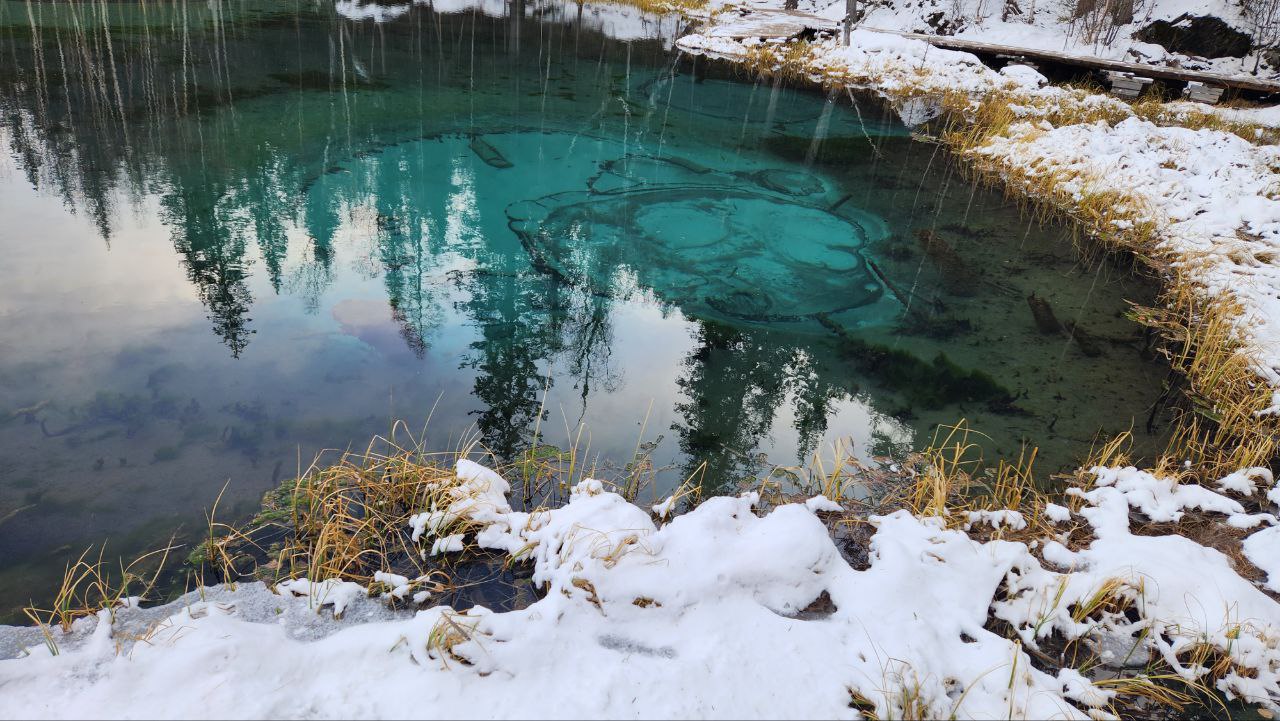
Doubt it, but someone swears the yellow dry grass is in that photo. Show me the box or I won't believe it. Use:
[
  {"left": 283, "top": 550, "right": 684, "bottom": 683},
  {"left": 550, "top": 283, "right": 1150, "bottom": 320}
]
[
  {"left": 592, "top": 0, "right": 707, "bottom": 15},
  {"left": 22, "top": 543, "right": 175, "bottom": 655},
  {"left": 874, "top": 420, "right": 1053, "bottom": 541}
]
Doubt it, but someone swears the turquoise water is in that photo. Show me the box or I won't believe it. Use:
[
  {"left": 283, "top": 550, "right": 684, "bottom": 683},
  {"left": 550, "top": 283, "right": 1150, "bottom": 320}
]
[{"left": 0, "top": 0, "right": 1169, "bottom": 617}]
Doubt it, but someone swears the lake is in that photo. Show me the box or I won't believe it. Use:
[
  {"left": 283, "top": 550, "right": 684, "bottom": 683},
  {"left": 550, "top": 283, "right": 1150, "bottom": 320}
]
[{"left": 0, "top": 0, "right": 1169, "bottom": 619}]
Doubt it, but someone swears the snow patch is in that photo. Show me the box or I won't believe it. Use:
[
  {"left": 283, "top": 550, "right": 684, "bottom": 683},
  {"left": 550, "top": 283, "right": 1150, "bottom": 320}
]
[
  {"left": 804, "top": 494, "right": 844, "bottom": 513},
  {"left": 275, "top": 578, "right": 367, "bottom": 618}
]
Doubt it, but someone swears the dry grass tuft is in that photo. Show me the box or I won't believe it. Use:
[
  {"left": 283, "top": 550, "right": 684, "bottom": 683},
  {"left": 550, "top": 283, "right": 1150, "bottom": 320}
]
[
  {"left": 187, "top": 424, "right": 491, "bottom": 594},
  {"left": 22, "top": 542, "right": 176, "bottom": 655},
  {"left": 425, "top": 610, "right": 485, "bottom": 667},
  {"left": 281, "top": 435, "right": 469, "bottom": 584},
  {"left": 1143, "top": 288, "right": 1280, "bottom": 478},
  {"left": 190, "top": 417, "right": 668, "bottom": 599},
  {"left": 596, "top": 0, "right": 707, "bottom": 14},
  {"left": 872, "top": 420, "right": 1054, "bottom": 541},
  {"left": 1132, "top": 97, "right": 1280, "bottom": 146},
  {"left": 741, "top": 41, "right": 821, "bottom": 85}
]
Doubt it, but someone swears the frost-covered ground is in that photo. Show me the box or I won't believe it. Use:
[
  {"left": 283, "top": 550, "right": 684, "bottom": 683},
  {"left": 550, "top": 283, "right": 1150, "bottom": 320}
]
[{"left": 3, "top": 459, "right": 1280, "bottom": 718}]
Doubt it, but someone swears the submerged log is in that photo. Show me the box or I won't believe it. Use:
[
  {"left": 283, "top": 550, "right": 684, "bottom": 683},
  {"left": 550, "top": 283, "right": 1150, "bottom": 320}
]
[
  {"left": 868, "top": 259, "right": 915, "bottom": 310},
  {"left": 1027, "top": 294, "right": 1104, "bottom": 356},
  {"left": 866, "top": 257, "right": 969, "bottom": 336},
  {"left": 939, "top": 222, "right": 988, "bottom": 239},
  {"left": 664, "top": 155, "right": 713, "bottom": 174},
  {"left": 751, "top": 169, "right": 824, "bottom": 196},
  {"left": 1026, "top": 292, "right": 1064, "bottom": 335},
  {"left": 40, "top": 418, "right": 87, "bottom": 438},
  {"left": 915, "top": 229, "right": 978, "bottom": 296},
  {"left": 469, "top": 136, "right": 513, "bottom": 169},
  {"left": 1064, "top": 320, "right": 1103, "bottom": 357},
  {"left": 870, "top": 259, "right": 972, "bottom": 339},
  {"left": 10, "top": 399, "right": 49, "bottom": 423}
]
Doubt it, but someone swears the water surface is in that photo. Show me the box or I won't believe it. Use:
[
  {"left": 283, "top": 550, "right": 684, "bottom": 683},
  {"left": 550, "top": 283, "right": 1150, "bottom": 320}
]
[{"left": 0, "top": 0, "right": 1169, "bottom": 618}]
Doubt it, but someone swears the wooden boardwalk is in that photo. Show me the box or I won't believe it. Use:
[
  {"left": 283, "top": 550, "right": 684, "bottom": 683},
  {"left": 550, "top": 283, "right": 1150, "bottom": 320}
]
[
  {"left": 699, "top": 9, "right": 1280, "bottom": 96},
  {"left": 875, "top": 29, "right": 1280, "bottom": 96}
]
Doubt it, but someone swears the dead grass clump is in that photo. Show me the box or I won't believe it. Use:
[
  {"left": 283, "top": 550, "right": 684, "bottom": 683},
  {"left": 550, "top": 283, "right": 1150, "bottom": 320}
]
[
  {"left": 942, "top": 85, "right": 1130, "bottom": 138},
  {"left": 195, "top": 419, "right": 664, "bottom": 599},
  {"left": 188, "top": 425, "right": 493, "bottom": 595},
  {"left": 880, "top": 420, "right": 1053, "bottom": 542},
  {"left": 753, "top": 438, "right": 897, "bottom": 508},
  {"left": 1141, "top": 285, "right": 1280, "bottom": 478},
  {"left": 1092, "top": 672, "right": 1215, "bottom": 717},
  {"left": 597, "top": 0, "right": 706, "bottom": 14},
  {"left": 1131, "top": 97, "right": 1280, "bottom": 146},
  {"left": 1063, "top": 430, "right": 1133, "bottom": 510},
  {"left": 1069, "top": 576, "right": 1139, "bottom": 625},
  {"left": 22, "top": 543, "right": 175, "bottom": 655},
  {"left": 742, "top": 41, "right": 819, "bottom": 85},
  {"left": 282, "top": 439, "right": 466, "bottom": 584},
  {"left": 424, "top": 609, "right": 486, "bottom": 667}
]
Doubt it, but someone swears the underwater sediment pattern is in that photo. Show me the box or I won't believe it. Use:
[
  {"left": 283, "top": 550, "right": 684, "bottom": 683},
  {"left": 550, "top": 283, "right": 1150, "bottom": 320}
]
[{"left": 507, "top": 148, "right": 887, "bottom": 321}]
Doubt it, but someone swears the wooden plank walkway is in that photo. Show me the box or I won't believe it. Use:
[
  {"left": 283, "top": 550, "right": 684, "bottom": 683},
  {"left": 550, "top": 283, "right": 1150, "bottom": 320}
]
[
  {"left": 698, "top": 9, "right": 1280, "bottom": 96},
  {"left": 872, "top": 28, "right": 1280, "bottom": 95}
]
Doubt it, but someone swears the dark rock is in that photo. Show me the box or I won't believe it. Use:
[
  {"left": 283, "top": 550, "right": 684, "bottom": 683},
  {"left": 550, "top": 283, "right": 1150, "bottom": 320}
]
[
  {"left": 923, "top": 11, "right": 961, "bottom": 35},
  {"left": 1266, "top": 48, "right": 1280, "bottom": 70},
  {"left": 1135, "top": 14, "right": 1251, "bottom": 59}
]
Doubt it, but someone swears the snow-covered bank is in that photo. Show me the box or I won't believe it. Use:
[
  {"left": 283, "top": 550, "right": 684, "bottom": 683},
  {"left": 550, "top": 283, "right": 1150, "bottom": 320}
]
[
  {"left": 3, "top": 459, "right": 1280, "bottom": 718},
  {"left": 336, "top": 0, "right": 687, "bottom": 46}
]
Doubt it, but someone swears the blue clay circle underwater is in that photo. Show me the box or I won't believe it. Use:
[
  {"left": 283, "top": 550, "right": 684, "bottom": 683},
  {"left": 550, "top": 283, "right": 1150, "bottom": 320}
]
[{"left": 505, "top": 149, "right": 889, "bottom": 322}]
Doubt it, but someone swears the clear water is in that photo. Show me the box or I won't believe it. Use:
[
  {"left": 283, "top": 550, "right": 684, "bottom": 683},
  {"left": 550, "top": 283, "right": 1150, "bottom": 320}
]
[{"left": 0, "top": 0, "right": 1169, "bottom": 618}]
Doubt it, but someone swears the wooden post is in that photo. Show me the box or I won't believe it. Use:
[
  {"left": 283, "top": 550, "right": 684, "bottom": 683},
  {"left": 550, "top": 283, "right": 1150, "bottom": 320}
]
[{"left": 843, "top": 0, "right": 855, "bottom": 45}]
